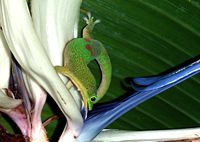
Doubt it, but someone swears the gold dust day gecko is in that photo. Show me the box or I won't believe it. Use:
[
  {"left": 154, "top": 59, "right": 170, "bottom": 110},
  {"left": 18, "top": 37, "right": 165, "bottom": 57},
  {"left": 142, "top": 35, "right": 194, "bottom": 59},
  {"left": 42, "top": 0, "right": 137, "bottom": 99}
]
[{"left": 55, "top": 13, "right": 112, "bottom": 111}]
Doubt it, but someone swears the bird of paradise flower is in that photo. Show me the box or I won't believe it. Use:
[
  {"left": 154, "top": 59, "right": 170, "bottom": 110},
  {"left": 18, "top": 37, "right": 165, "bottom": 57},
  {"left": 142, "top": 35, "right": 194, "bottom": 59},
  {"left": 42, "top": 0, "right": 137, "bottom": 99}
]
[{"left": 0, "top": 0, "right": 200, "bottom": 142}]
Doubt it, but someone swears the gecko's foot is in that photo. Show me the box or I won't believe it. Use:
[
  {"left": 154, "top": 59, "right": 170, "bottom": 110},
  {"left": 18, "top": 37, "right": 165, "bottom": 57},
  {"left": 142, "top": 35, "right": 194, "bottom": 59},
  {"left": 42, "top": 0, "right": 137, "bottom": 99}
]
[{"left": 83, "top": 12, "right": 101, "bottom": 26}]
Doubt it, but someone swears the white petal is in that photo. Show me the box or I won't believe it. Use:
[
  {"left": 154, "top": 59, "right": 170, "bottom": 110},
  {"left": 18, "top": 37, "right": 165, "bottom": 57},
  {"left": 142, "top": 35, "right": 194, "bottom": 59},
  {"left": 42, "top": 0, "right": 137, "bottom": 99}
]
[
  {"left": 0, "top": 26, "right": 22, "bottom": 109},
  {"left": 31, "top": 0, "right": 81, "bottom": 66},
  {"left": 31, "top": 0, "right": 84, "bottom": 138},
  {"left": 24, "top": 77, "right": 47, "bottom": 140},
  {"left": 31, "top": 0, "right": 82, "bottom": 109},
  {"left": 94, "top": 128, "right": 200, "bottom": 142},
  {"left": 0, "top": 89, "right": 22, "bottom": 109},
  {"left": 0, "top": 29, "right": 11, "bottom": 89},
  {"left": 0, "top": 0, "right": 83, "bottom": 135}
]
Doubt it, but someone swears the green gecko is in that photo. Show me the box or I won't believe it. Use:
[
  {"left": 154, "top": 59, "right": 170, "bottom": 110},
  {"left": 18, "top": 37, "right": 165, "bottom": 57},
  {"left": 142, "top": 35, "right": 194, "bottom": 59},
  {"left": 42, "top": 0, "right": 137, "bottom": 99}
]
[{"left": 55, "top": 13, "right": 112, "bottom": 111}]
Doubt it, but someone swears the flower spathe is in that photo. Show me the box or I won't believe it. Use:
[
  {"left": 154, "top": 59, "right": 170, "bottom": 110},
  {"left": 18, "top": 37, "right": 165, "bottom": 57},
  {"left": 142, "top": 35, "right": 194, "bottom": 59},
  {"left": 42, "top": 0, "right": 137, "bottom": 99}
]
[
  {"left": 0, "top": 29, "right": 22, "bottom": 109},
  {"left": 0, "top": 0, "right": 83, "bottom": 140}
]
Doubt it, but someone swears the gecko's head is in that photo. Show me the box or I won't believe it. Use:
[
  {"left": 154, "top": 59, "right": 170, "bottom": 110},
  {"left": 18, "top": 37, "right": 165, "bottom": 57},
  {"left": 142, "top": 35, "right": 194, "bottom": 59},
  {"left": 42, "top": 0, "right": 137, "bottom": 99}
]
[
  {"left": 90, "top": 96, "right": 97, "bottom": 102},
  {"left": 87, "top": 94, "right": 97, "bottom": 111}
]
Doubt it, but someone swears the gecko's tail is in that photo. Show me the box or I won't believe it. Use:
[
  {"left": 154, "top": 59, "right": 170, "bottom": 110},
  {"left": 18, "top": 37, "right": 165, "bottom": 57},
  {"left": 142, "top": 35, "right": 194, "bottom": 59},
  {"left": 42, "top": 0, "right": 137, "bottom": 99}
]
[{"left": 95, "top": 47, "right": 112, "bottom": 102}]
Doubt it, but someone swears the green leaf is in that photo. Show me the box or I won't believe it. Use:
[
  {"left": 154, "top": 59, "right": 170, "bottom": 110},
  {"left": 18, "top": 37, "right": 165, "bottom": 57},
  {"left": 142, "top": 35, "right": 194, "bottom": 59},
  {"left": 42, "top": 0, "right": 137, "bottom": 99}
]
[{"left": 79, "top": 0, "right": 200, "bottom": 130}]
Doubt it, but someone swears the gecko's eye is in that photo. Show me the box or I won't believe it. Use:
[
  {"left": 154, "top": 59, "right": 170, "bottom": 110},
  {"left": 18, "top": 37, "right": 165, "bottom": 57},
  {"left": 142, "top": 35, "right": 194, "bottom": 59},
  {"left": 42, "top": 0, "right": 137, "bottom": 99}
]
[{"left": 90, "top": 96, "right": 97, "bottom": 102}]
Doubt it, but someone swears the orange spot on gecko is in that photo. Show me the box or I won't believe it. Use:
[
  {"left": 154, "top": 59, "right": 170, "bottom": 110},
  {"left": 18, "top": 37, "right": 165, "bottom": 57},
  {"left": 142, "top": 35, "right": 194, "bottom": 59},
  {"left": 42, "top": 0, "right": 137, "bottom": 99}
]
[{"left": 86, "top": 44, "right": 94, "bottom": 56}]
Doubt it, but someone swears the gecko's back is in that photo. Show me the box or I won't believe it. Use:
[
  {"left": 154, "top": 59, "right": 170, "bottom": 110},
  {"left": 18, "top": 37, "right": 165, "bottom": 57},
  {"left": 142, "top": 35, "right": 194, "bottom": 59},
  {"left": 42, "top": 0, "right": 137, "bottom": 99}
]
[{"left": 63, "top": 38, "right": 97, "bottom": 100}]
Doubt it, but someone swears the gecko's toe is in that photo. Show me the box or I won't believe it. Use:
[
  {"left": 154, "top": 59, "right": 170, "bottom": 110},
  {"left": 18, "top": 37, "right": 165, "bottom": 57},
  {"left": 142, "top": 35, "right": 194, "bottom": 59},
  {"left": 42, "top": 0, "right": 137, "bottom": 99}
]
[
  {"left": 87, "top": 11, "right": 91, "bottom": 19},
  {"left": 94, "top": 19, "right": 101, "bottom": 24},
  {"left": 83, "top": 16, "right": 89, "bottom": 23},
  {"left": 83, "top": 13, "right": 101, "bottom": 26}
]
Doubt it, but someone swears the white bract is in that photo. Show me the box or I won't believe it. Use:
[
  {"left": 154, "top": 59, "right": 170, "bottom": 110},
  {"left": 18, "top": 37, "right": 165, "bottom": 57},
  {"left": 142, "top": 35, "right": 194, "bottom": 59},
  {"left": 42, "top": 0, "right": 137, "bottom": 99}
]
[
  {"left": 94, "top": 128, "right": 200, "bottom": 142},
  {"left": 0, "top": 29, "right": 22, "bottom": 109},
  {"left": 0, "top": 0, "right": 82, "bottom": 141}
]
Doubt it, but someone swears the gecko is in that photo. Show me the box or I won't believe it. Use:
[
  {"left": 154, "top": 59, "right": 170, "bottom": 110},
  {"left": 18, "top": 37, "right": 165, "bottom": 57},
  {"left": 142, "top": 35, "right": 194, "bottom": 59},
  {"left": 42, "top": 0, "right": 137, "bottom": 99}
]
[{"left": 55, "top": 13, "right": 112, "bottom": 111}]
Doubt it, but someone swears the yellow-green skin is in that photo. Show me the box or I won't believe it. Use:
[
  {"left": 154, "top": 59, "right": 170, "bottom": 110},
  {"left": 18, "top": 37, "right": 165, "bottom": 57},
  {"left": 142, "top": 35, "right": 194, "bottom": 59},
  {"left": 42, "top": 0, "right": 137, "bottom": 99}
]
[{"left": 55, "top": 17, "right": 112, "bottom": 110}]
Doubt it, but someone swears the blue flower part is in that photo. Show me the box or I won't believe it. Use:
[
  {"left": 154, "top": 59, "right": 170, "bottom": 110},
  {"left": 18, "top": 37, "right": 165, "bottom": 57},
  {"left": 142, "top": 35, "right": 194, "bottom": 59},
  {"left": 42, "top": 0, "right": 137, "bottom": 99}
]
[
  {"left": 78, "top": 88, "right": 167, "bottom": 141},
  {"left": 12, "top": 61, "right": 31, "bottom": 111},
  {"left": 131, "top": 59, "right": 200, "bottom": 91},
  {"left": 77, "top": 59, "right": 200, "bottom": 141},
  {"left": 133, "top": 76, "right": 160, "bottom": 86}
]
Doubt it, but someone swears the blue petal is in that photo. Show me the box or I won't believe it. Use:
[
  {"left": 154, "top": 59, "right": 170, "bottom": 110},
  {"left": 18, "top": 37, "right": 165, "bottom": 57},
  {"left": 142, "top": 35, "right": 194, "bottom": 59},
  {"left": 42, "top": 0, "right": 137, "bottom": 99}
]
[
  {"left": 78, "top": 88, "right": 167, "bottom": 141},
  {"left": 132, "top": 76, "right": 160, "bottom": 86},
  {"left": 132, "top": 59, "right": 200, "bottom": 91},
  {"left": 77, "top": 59, "right": 200, "bottom": 141},
  {"left": 11, "top": 61, "right": 32, "bottom": 111}
]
